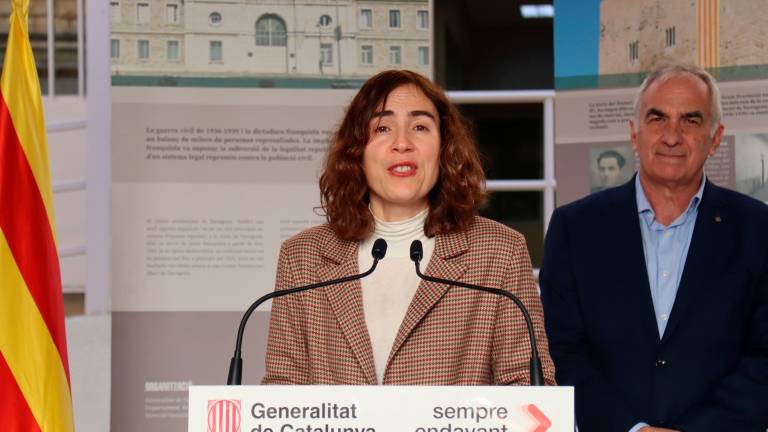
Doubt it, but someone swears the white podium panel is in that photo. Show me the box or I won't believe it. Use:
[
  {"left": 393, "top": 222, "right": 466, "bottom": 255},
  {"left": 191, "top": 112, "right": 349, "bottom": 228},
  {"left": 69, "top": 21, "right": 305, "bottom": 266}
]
[{"left": 189, "top": 385, "right": 573, "bottom": 432}]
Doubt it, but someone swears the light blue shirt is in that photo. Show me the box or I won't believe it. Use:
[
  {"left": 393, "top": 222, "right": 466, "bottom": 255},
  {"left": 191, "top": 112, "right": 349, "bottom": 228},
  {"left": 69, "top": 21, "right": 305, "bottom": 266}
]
[
  {"left": 636, "top": 174, "right": 705, "bottom": 337},
  {"left": 628, "top": 174, "right": 705, "bottom": 432}
]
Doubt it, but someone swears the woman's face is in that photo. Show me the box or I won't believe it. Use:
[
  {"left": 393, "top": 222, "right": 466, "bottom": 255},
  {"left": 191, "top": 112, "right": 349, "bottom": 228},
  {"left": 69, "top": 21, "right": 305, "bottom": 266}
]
[{"left": 363, "top": 84, "right": 441, "bottom": 222}]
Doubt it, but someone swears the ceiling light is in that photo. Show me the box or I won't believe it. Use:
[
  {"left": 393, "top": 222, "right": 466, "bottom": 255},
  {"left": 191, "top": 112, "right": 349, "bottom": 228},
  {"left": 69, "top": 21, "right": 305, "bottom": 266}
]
[{"left": 520, "top": 4, "right": 554, "bottom": 18}]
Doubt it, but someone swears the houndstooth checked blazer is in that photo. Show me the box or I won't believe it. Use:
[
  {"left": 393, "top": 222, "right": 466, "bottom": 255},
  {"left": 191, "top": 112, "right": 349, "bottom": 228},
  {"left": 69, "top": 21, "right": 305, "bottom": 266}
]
[{"left": 262, "top": 216, "right": 556, "bottom": 385}]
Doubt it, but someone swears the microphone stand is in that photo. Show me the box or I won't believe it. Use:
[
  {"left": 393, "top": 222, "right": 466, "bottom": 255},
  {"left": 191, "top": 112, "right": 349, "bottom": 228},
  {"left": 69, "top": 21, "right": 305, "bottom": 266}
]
[
  {"left": 226, "top": 239, "right": 387, "bottom": 385},
  {"left": 410, "top": 240, "right": 545, "bottom": 386}
]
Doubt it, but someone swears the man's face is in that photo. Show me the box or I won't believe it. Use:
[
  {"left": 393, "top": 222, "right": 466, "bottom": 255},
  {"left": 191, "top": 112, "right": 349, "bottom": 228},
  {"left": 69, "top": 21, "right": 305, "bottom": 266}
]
[
  {"left": 630, "top": 74, "right": 723, "bottom": 190},
  {"left": 598, "top": 157, "right": 622, "bottom": 187}
]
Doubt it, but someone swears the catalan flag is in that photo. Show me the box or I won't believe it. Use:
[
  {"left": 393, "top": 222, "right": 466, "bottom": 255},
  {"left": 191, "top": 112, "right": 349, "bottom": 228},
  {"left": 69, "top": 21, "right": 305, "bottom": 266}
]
[
  {"left": 0, "top": 0, "right": 75, "bottom": 431},
  {"left": 697, "top": 0, "right": 720, "bottom": 68}
]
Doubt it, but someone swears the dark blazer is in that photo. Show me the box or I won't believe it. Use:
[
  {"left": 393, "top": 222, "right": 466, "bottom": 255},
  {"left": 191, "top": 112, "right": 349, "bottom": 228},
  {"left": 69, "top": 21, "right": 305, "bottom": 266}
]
[
  {"left": 262, "top": 216, "right": 556, "bottom": 385},
  {"left": 540, "top": 178, "right": 768, "bottom": 431}
]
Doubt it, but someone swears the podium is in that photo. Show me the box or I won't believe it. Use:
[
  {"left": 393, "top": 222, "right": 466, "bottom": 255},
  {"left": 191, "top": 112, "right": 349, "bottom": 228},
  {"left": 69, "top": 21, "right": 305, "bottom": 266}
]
[{"left": 188, "top": 385, "right": 573, "bottom": 432}]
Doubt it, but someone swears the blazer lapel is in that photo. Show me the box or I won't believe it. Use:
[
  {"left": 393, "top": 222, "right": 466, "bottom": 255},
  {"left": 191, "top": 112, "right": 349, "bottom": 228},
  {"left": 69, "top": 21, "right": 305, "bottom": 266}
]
[
  {"left": 614, "top": 178, "right": 661, "bottom": 341},
  {"left": 662, "top": 182, "right": 725, "bottom": 343},
  {"left": 317, "top": 236, "right": 377, "bottom": 384},
  {"left": 386, "top": 229, "right": 468, "bottom": 368}
]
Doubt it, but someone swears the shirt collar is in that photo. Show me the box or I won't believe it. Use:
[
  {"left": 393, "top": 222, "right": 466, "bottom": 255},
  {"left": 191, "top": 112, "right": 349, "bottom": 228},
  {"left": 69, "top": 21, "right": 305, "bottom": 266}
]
[{"left": 635, "top": 173, "right": 706, "bottom": 226}]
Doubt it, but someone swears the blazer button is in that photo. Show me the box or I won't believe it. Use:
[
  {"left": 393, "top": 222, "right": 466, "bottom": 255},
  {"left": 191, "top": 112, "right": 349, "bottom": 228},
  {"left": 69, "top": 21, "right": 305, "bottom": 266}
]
[{"left": 655, "top": 358, "right": 667, "bottom": 368}]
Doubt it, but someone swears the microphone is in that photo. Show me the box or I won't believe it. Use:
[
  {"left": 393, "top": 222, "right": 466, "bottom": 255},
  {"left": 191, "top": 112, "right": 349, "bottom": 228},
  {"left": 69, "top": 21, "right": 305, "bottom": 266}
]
[
  {"left": 409, "top": 240, "right": 545, "bottom": 386},
  {"left": 227, "top": 238, "right": 387, "bottom": 385}
]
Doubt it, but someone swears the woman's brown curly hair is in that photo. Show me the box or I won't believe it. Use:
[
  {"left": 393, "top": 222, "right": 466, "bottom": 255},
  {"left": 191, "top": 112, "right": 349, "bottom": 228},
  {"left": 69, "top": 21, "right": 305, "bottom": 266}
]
[{"left": 319, "top": 70, "right": 486, "bottom": 241}]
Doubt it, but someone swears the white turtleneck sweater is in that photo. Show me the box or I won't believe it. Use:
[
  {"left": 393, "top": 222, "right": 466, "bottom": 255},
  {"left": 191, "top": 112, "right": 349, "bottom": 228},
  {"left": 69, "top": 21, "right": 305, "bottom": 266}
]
[{"left": 357, "top": 208, "right": 436, "bottom": 384}]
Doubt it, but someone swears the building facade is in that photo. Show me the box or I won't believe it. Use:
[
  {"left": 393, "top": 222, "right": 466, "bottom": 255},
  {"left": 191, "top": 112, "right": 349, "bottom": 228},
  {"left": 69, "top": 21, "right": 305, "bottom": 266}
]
[
  {"left": 599, "top": 0, "right": 768, "bottom": 75},
  {"left": 110, "top": 0, "right": 431, "bottom": 80}
]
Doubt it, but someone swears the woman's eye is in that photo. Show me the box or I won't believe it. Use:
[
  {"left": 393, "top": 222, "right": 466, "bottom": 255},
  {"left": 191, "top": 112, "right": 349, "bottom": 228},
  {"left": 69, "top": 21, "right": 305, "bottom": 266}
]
[
  {"left": 374, "top": 125, "right": 390, "bottom": 133},
  {"left": 414, "top": 124, "right": 429, "bottom": 132}
]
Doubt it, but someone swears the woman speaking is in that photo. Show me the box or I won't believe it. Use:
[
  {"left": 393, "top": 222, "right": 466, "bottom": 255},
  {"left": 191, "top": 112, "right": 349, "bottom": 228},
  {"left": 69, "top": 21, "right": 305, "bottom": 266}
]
[{"left": 262, "top": 70, "right": 555, "bottom": 385}]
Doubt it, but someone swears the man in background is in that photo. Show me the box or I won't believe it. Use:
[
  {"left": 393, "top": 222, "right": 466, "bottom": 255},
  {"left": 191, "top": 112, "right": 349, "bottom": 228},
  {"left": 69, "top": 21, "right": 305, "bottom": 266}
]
[
  {"left": 593, "top": 149, "right": 626, "bottom": 192},
  {"left": 541, "top": 62, "right": 768, "bottom": 431}
]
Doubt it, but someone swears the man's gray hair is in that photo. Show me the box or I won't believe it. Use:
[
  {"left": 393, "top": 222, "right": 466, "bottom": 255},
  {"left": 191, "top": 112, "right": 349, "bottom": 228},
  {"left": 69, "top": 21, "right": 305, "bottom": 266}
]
[{"left": 633, "top": 61, "right": 722, "bottom": 135}]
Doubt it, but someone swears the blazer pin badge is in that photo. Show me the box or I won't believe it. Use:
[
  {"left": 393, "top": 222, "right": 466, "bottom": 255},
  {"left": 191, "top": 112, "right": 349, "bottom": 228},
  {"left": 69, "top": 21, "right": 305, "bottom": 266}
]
[{"left": 714, "top": 215, "right": 722, "bottom": 223}]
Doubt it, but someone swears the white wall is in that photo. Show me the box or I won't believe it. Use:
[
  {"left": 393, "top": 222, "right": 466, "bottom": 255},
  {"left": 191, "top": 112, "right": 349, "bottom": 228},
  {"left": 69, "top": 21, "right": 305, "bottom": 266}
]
[{"left": 45, "top": 97, "right": 88, "bottom": 294}]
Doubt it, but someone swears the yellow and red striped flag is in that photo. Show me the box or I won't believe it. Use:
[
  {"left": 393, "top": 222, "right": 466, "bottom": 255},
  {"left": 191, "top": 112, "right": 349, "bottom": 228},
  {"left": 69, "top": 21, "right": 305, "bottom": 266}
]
[
  {"left": 697, "top": 0, "right": 720, "bottom": 68},
  {"left": 0, "top": 0, "right": 75, "bottom": 431}
]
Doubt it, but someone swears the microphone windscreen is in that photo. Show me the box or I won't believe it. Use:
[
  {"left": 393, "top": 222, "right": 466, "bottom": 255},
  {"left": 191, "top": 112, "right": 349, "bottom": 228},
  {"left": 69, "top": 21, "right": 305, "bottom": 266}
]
[
  {"left": 372, "top": 238, "right": 387, "bottom": 260},
  {"left": 409, "top": 240, "right": 423, "bottom": 262}
]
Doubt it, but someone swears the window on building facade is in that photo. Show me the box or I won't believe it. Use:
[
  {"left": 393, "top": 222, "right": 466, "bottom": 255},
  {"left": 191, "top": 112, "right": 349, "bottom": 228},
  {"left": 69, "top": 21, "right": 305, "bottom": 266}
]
[
  {"left": 389, "top": 46, "right": 402, "bottom": 65},
  {"left": 320, "top": 43, "right": 333, "bottom": 65},
  {"left": 361, "top": 45, "right": 373, "bottom": 65},
  {"left": 629, "top": 40, "right": 639, "bottom": 62},
  {"left": 417, "top": 10, "right": 429, "bottom": 29},
  {"left": 137, "top": 3, "right": 150, "bottom": 24},
  {"left": 255, "top": 14, "right": 287, "bottom": 46},
  {"left": 111, "top": 39, "right": 120, "bottom": 59},
  {"left": 360, "top": 9, "right": 372, "bottom": 29},
  {"left": 389, "top": 10, "right": 401, "bottom": 28},
  {"left": 210, "top": 41, "right": 223, "bottom": 62},
  {"left": 418, "top": 46, "right": 429, "bottom": 66},
  {"left": 138, "top": 40, "right": 150, "bottom": 59},
  {"left": 665, "top": 26, "right": 676, "bottom": 47},
  {"left": 167, "top": 40, "right": 180, "bottom": 60},
  {"left": 209, "top": 12, "right": 222, "bottom": 25},
  {"left": 166, "top": 4, "right": 179, "bottom": 24},
  {"left": 0, "top": 0, "right": 87, "bottom": 95},
  {"left": 319, "top": 15, "right": 332, "bottom": 27},
  {"left": 110, "top": 2, "right": 121, "bottom": 23}
]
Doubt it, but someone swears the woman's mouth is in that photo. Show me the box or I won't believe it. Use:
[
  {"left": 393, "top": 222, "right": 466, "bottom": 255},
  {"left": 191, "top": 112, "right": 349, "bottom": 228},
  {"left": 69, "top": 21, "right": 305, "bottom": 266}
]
[{"left": 388, "top": 162, "right": 417, "bottom": 177}]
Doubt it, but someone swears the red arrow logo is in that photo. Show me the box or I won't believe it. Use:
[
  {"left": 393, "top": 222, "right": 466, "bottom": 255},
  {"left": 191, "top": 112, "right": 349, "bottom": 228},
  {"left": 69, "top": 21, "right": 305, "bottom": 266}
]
[{"left": 525, "top": 404, "right": 551, "bottom": 432}]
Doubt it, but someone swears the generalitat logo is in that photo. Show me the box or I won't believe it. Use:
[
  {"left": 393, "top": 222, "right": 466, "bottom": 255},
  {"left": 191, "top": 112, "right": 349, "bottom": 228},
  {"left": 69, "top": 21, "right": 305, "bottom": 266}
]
[{"left": 207, "top": 399, "right": 241, "bottom": 432}]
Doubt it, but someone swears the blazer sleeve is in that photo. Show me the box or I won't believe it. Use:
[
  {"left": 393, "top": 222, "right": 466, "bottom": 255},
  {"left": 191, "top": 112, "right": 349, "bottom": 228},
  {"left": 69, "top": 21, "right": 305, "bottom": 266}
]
[
  {"left": 261, "top": 242, "right": 311, "bottom": 384},
  {"left": 492, "top": 231, "right": 557, "bottom": 385},
  {"left": 539, "top": 208, "right": 641, "bottom": 431},
  {"left": 674, "top": 250, "right": 768, "bottom": 430}
]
